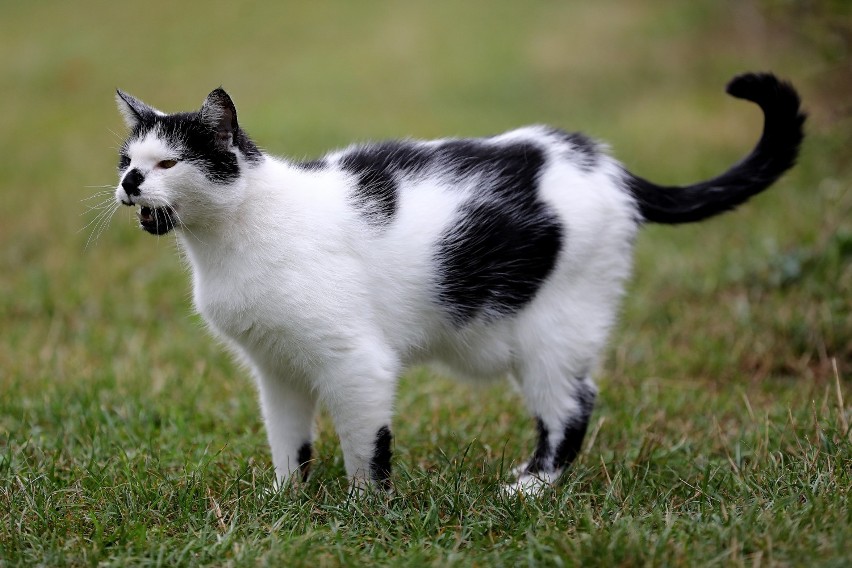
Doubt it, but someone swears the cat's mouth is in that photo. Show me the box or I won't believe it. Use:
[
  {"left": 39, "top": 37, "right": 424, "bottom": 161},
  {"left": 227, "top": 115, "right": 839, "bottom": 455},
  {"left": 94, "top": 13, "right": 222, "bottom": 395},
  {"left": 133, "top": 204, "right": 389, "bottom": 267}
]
[{"left": 138, "top": 206, "right": 177, "bottom": 235}]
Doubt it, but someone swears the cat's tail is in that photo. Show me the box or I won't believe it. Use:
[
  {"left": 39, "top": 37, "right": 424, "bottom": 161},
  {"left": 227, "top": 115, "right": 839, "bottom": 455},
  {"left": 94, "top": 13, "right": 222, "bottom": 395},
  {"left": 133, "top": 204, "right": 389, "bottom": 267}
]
[{"left": 625, "top": 72, "right": 805, "bottom": 224}]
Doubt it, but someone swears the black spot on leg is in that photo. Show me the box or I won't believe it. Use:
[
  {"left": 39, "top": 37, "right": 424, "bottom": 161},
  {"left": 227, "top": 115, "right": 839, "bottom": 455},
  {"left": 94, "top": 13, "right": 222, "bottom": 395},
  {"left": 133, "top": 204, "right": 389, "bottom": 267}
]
[
  {"left": 370, "top": 425, "right": 393, "bottom": 487},
  {"left": 525, "top": 418, "right": 550, "bottom": 474},
  {"left": 297, "top": 441, "right": 312, "bottom": 481},
  {"left": 553, "top": 382, "right": 596, "bottom": 470},
  {"left": 552, "top": 420, "right": 590, "bottom": 470},
  {"left": 525, "top": 381, "right": 597, "bottom": 475}
]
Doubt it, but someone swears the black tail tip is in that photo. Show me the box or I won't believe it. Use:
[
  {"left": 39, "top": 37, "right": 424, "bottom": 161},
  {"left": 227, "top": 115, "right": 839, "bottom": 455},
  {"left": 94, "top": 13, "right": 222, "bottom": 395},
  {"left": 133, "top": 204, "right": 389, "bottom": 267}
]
[{"left": 725, "top": 72, "right": 802, "bottom": 113}]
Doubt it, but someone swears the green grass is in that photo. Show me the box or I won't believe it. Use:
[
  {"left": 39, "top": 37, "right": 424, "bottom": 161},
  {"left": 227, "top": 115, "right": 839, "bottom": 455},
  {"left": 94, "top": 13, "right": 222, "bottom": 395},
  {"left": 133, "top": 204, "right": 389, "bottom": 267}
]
[{"left": 1, "top": 0, "right": 850, "bottom": 565}]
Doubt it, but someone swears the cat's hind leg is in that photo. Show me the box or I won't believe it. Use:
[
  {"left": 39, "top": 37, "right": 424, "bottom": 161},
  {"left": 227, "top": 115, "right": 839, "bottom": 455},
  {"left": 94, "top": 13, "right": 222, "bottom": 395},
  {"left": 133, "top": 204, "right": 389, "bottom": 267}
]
[
  {"left": 513, "top": 376, "right": 596, "bottom": 494},
  {"left": 504, "top": 254, "right": 627, "bottom": 494},
  {"left": 506, "top": 348, "right": 598, "bottom": 495}
]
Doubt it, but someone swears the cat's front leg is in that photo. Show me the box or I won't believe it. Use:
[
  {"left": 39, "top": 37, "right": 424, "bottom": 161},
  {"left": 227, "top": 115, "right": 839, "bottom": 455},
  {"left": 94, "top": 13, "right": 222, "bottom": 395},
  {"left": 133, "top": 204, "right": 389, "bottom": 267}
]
[
  {"left": 315, "top": 345, "right": 399, "bottom": 491},
  {"left": 254, "top": 369, "right": 318, "bottom": 486}
]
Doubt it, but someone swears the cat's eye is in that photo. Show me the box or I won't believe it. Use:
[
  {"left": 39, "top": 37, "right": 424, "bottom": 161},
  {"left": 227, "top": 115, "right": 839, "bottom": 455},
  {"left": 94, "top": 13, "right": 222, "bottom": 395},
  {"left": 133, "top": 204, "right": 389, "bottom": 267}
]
[
  {"left": 157, "top": 159, "right": 178, "bottom": 169},
  {"left": 118, "top": 154, "right": 130, "bottom": 170}
]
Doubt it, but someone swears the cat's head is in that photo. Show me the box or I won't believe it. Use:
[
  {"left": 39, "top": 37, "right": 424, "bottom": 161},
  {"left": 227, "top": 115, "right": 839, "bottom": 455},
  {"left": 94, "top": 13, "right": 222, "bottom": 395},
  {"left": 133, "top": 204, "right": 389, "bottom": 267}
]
[{"left": 114, "top": 89, "right": 262, "bottom": 235}]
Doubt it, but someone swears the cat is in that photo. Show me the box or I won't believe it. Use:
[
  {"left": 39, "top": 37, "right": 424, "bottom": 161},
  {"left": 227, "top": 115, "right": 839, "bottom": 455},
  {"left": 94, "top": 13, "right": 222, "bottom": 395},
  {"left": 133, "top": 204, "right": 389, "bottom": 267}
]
[{"left": 112, "top": 72, "right": 804, "bottom": 494}]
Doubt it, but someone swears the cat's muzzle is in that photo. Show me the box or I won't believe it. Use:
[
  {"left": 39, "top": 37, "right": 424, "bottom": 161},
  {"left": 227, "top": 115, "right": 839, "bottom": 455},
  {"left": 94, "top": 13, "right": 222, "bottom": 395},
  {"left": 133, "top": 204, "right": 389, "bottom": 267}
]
[{"left": 138, "top": 206, "right": 177, "bottom": 235}]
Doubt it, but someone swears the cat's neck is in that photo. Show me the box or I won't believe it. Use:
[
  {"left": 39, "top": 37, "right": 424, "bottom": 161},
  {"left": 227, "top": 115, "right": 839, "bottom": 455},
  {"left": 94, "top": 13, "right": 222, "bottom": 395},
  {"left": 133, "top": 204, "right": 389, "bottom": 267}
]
[{"left": 176, "top": 154, "right": 318, "bottom": 270}]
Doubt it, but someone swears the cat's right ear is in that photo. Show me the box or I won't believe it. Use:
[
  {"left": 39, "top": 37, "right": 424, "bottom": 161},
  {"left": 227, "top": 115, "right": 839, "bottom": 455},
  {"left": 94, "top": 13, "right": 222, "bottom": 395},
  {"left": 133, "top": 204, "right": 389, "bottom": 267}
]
[{"left": 115, "top": 90, "right": 155, "bottom": 129}]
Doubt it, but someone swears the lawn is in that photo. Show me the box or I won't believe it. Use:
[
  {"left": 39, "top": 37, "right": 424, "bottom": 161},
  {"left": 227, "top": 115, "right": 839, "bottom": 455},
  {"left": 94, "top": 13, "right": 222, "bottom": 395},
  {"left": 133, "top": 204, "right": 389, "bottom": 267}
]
[{"left": 1, "top": 0, "right": 850, "bottom": 566}]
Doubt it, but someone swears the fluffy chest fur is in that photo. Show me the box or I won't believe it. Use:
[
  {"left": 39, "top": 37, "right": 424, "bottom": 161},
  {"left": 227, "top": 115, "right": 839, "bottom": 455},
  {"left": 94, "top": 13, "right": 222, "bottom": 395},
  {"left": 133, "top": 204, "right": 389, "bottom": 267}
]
[{"left": 111, "top": 73, "right": 804, "bottom": 493}]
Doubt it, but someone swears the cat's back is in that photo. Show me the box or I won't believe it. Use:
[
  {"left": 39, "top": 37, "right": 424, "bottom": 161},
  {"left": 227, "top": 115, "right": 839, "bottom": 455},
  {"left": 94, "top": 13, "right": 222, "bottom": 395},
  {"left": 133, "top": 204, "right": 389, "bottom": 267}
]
[{"left": 312, "top": 124, "right": 635, "bottom": 245}]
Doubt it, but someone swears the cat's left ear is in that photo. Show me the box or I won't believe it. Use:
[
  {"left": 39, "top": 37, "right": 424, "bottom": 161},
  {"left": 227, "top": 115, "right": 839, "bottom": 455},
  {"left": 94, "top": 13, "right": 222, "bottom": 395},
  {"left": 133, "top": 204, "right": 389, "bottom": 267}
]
[
  {"left": 200, "top": 88, "right": 239, "bottom": 149},
  {"left": 115, "top": 90, "right": 156, "bottom": 129}
]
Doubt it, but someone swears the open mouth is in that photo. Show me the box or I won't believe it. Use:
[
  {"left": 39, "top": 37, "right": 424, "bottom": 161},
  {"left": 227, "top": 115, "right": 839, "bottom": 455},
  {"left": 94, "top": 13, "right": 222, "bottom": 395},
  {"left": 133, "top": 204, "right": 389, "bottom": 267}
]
[{"left": 138, "top": 206, "right": 177, "bottom": 235}]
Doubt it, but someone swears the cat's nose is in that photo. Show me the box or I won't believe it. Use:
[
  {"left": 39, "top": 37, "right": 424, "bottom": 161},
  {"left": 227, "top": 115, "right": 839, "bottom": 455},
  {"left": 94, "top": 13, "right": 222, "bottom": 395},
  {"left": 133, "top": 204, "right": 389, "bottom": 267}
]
[{"left": 121, "top": 168, "right": 144, "bottom": 197}]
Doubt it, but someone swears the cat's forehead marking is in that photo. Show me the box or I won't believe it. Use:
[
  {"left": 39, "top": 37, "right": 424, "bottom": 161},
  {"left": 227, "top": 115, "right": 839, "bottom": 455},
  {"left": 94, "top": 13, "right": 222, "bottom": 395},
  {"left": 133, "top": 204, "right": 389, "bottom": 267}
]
[{"left": 128, "top": 130, "right": 178, "bottom": 165}]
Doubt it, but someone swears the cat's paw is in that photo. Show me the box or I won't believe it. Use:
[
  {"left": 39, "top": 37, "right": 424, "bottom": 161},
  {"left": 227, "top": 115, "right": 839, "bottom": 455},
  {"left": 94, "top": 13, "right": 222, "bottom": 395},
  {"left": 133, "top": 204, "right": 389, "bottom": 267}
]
[
  {"left": 347, "top": 474, "right": 395, "bottom": 498},
  {"left": 510, "top": 461, "right": 529, "bottom": 478},
  {"left": 262, "top": 473, "right": 306, "bottom": 499},
  {"left": 501, "top": 470, "right": 557, "bottom": 497}
]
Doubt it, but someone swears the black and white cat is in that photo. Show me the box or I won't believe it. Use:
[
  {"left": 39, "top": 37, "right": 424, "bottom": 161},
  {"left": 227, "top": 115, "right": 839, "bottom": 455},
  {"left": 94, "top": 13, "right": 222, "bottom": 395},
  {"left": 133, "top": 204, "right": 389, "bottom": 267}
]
[{"left": 112, "top": 73, "right": 804, "bottom": 493}]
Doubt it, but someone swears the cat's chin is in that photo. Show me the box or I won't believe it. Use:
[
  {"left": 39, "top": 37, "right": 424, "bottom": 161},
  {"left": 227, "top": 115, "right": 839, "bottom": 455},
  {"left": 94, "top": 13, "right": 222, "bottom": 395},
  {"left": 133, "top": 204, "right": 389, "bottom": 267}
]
[{"left": 139, "top": 206, "right": 177, "bottom": 235}]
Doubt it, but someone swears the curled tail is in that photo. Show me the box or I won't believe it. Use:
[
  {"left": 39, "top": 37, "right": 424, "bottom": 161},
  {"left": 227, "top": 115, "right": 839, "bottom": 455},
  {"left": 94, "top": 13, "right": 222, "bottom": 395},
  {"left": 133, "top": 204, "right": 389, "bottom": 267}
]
[{"left": 626, "top": 72, "right": 806, "bottom": 224}]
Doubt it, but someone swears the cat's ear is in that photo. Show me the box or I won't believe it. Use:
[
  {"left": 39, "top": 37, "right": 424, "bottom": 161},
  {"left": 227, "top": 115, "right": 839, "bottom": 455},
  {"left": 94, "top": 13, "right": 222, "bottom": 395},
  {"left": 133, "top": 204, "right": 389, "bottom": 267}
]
[
  {"left": 200, "top": 88, "right": 239, "bottom": 149},
  {"left": 115, "top": 90, "right": 155, "bottom": 129}
]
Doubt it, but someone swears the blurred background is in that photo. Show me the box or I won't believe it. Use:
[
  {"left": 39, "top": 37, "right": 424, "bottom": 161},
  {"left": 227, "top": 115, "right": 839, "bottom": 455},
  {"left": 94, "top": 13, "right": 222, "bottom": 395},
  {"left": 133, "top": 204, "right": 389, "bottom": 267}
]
[
  {"left": 1, "top": 1, "right": 850, "bottom": 562},
  {"left": 1, "top": 0, "right": 849, "bottom": 465}
]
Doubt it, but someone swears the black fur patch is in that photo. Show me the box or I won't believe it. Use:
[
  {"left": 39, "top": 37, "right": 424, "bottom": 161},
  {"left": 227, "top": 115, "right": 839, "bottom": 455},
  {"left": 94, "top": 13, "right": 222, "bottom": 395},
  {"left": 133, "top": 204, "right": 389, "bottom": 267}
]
[
  {"left": 546, "top": 127, "right": 599, "bottom": 171},
  {"left": 526, "top": 381, "right": 596, "bottom": 474},
  {"left": 125, "top": 111, "right": 261, "bottom": 185},
  {"left": 297, "top": 441, "right": 312, "bottom": 482},
  {"left": 339, "top": 141, "right": 433, "bottom": 226},
  {"left": 433, "top": 141, "right": 562, "bottom": 324},
  {"left": 526, "top": 418, "right": 551, "bottom": 474},
  {"left": 295, "top": 158, "right": 327, "bottom": 171},
  {"left": 552, "top": 384, "right": 596, "bottom": 469},
  {"left": 370, "top": 425, "right": 393, "bottom": 487}
]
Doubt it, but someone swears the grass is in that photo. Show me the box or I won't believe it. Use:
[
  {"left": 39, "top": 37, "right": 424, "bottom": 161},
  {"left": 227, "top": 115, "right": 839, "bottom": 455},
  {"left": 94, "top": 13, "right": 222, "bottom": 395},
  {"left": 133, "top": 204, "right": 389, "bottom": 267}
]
[{"left": 1, "top": 0, "right": 850, "bottom": 565}]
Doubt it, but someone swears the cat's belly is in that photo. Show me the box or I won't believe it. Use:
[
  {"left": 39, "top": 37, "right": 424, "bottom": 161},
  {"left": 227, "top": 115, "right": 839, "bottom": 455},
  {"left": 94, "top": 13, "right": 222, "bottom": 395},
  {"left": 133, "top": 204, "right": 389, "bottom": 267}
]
[{"left": 409, "top": 320, "right": 517, "bottom": 382}]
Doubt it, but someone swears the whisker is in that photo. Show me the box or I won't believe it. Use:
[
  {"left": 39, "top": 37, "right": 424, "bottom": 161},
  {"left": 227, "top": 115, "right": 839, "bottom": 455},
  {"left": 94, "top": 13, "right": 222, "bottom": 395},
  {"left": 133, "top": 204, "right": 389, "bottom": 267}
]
[
  {"left": 79, "top": 203, "right": 116, "bottom": 235},
  {"left": 85, "top": 209, "right": 109, "bottom": 249},
  {"left": 79, "top": 196, "right": 123, "bottom": 232},
  {"left": 84, "top": 201, "right": 120, "bottom": 250},
  {"left": 83, "top": 191, "right": 115, "bottom": 199},
  {"left": 80, "top": 197, "right": 114, "bottom": 209},
  {"left": 107, "top": 128, "right": 125, "bottom": 145},
  {"left": 154, "top": 205, "right": 161, "bottom": 244},
  {"left": 82, "top": 205, "right": 115, "bottom": 217},
  {"left": 81, "top": 197, "right": 117, "bottom": 214},
  {"left": 170, "top": 208, "right": 205, "bottom": 245},
  {"left": 91, "top": 204, "right": 120, "bottom": 248},
  {"left": 79, "top": 201, "right": 112, "bottom": 228},
  {"left": 82, "top": 188, "right": 116, "bottom": 197},
  {"left": 81, "top": 193, "right": 116, "bottom": 207}
]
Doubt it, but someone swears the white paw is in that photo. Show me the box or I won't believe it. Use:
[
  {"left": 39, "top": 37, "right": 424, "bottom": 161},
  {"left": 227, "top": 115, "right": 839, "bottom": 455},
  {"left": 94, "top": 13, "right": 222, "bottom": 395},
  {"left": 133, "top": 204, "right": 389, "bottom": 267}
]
[
  {"left": 346, "top": 474, "right": 395, "bottom": 497},
  {"left": 510, "top": 461, "right": 529, "bottom": 478},
  {"left": 502, "top": 470, "right": 557, "bottom": 496}
]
